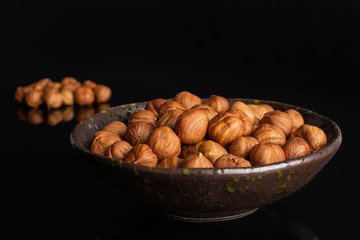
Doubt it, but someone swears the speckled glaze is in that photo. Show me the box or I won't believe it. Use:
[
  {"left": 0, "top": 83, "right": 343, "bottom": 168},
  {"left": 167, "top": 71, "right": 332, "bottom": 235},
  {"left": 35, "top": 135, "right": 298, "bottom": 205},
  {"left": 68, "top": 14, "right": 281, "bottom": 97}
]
[{"left": 70, "top": 99, "right": 342, "bottom": 222}]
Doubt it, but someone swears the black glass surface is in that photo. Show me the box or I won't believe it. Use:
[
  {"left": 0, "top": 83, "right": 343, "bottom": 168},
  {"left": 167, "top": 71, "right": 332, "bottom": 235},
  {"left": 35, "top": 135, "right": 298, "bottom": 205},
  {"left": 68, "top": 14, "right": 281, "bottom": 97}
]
[{"left": 1, "top": 1, "right": 359, "bottom": 239}]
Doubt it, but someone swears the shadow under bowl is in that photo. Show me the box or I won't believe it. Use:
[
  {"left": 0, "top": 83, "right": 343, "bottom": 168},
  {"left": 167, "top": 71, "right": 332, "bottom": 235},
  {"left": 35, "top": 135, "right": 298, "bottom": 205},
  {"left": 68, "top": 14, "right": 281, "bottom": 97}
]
[{"left": 70, "top": 98, "right": 342, "bottom": 222}]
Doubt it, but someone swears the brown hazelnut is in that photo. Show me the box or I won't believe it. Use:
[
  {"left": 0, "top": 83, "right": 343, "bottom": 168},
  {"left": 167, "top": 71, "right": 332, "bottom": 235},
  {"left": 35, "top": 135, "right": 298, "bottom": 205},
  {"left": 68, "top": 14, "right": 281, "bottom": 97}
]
[
  {"left": 175, "top": 108, "right": 209, "bottom": 144},
  {"left": 228, "top": 136, "right": 259, "bottom": 159},
  {"left": 27, "top": 108, "right": 44, "bottom": 124},
  {"left": 208, "top": 112, "right": 244, "bottom": 146},
  {"left": 43, "top": 90, "right": 63, "bottom": 109},
  {"left": 93, "top": 84, "right": 112, "bottom": 103},
  {"left": 203, "top": 95, "right": 229, "bottom": 113},
  {"left": 124, "top": 122, "right": 154, "bottom": 146},
  {"left": 191, "top": 104, "right": 218, "bottom": 122},
  {"left": 107, "top": 140, "right": 133, "bottom": 160},
  {"left": 128, "top": 109, "right": 157, "bottom": 127},
  {"left": 91, "top": 130, "right": 122, "bottom": 155},
  {"left": 145, "top": 98, "right": 168, "bottom": 117},
  {"left": 180, "top": 152, "right": 214, "bottom": 168},
  {"left": 47, "top": 109, "right": 63, "bottom": 126},
  {"left": 158, "top": 100, "right": 186, "bottom": 116},
  {"left": 82, "top": 80, "right": 97, "bottom": 89},
  {"left": 147, "top": 126, "right": 181, "bottom": 160},
  {"left": 180, "top": 140, "right": 205, "bottom": 158},
  {"left": 124, "top": 144, "right": 158, "bottom": 167},
  {"left": 227, "top": 108, "right": 253, "bottom": 136},
  {"left": 61, "top": 77, "right": 80, "bottom": 86},
  {"left": 283, "top": 137, "right": 311, "bottom": 160},
  {"left": 102, "top": 121, "right": 127, "bottom": 138},
  {"left": 62, "top": 106, "right": 75, "bottom": 121},
  {"left": 252, "top": 123, "right": 286, "bottom": 146},
  {"left": 25, "top": 90, "right": 43, "bottom": 108},
  {"left": 156, "top": 108, "right": 184, "bottom": 130},
  {"left": 60, "top": 88, "right": 74, "bottom": 105},
  {"left": 74, "top": 86, "right": 95, "bottom": 106},
  {"left": 15, "top": 86, "right": 25, "bottom": 103},
  {"left": 249, "top": 142, "right": 286, "bottom": 166},
  {"left": 75, "top": 106, "right": 96, "bottom": 122},
  {"left": 248, "top": 104, "right": 274, "bottom": 125},
  {"left": 285, "top": 109, "right": 304, "bottom": 132},
  {"left": 260, "top": 110, "right": 293, "bottom": 137},
  {"left": 214, "top": 154, "right": 252, "bottom": 168},
  {"left": 174, "top": 91, "right": 202, "bottom": 109},
  {"left": 229, "top": 101, "right": 256, "bottom": 124},
  {"left": 291, "top": 124, "right": 327, "bottom": 152},
  {"left": 44, "top": 81, "right": 62, "bottom": 92},
  {"left": 198, "top": 140, "right": 228, "bottom": 164},
  {"left": 157, "top": 156, "right": 184, "bottom": 168}
]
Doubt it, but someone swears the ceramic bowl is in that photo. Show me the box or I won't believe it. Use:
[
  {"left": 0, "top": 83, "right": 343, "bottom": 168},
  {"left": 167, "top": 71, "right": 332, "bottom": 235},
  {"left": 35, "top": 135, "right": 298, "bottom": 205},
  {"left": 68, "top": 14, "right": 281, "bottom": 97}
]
[{"left": 70, "top": 98, "right": 342, "bottom": 222}]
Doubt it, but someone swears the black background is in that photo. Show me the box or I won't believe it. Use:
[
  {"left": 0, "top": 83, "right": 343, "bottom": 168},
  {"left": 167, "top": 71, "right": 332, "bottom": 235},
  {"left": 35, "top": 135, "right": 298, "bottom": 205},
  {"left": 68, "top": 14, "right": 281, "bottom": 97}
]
[{"left": 1, "top": 0, "right": 359, "bottom": 239}]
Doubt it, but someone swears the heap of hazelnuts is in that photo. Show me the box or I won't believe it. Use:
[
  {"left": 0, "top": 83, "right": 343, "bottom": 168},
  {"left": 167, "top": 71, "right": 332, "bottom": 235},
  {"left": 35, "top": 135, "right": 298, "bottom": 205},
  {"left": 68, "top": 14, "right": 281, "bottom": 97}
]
[
  {"left": 14, "top": 77, "right": 112, "bottom": 108},
  {"left": 90, "top": 91, "right": 327, "bottom": 169}
]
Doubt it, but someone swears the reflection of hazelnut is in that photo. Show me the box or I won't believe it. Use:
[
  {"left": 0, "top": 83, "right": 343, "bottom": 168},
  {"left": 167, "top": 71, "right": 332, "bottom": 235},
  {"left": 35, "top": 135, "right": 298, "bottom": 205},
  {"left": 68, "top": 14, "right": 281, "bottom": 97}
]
[
  {"left": 93, "top": 84, "right": 112, "bottom": 103},
  {"left": 74, "top": 86, "right": 95, "bottom": 106}
]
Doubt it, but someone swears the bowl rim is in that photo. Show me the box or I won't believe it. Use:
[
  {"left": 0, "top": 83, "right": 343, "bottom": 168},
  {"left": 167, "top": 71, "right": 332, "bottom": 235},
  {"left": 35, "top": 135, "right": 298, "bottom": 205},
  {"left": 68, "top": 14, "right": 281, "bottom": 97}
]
[{"left": 70, "top": 98, "right": 342, "bottom": 176}]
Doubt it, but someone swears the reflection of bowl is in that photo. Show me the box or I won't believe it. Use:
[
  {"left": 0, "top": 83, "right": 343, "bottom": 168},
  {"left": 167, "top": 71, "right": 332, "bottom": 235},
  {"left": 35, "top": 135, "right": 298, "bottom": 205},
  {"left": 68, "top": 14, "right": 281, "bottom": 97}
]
[{"left": 70, "top": 99, "right": 342, "bottom": 222}]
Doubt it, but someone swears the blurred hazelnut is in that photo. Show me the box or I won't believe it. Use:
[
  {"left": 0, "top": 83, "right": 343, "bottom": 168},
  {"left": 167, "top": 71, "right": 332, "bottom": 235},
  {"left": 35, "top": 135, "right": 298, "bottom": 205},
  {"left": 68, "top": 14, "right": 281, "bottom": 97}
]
[
  {"left": 203, "top": 95, "right": 229, "bottom": 113},
  {"left": 283, "top": 137, "right": 311, "bottom": 160},
  {"left": 43, "top": 90, "right": 63, "bottom": 109},
  {"left": 60, "top": 88, "right": 74, "bottom": 105},
  {"left": 180, "top": 152, "right": 214, "bottom": 168},
  {"left": 157, "top": 156, "right": 184, "bottom": 168},
  {"left": 91, "top": 130, "right": 121, "bottom": 155},
  {"left": 124, "top": 122, "right": 154, "bottom": 146},
  {"left": 15, "top": 86, "right": 25, "bottom": 103},
  {"left": 214, "top": 154, "right": 251, "bottom": 168},
  {"left": 145, "top": 98, "right": 167, "bottom": 117},
  {"left": 174, "top": 91, "right": 202, "bottom": 109},
  {"left": 228, "top": 136, "right": 259, "bottom": 159},
  {"left": 82, "top": 80, "right": 97, "bottom": 89},
  {"left": 124, "top": 143, "right": 158, "bottom": 167},
  {"left": 25, "top": 90, "right": 43, "bottom": 108},
  {"left": 198, "top": 140, "right": 228, "bottom": 164},
  {"left": 107, "top": 140, "right": 133, "bottom": 160},
  {"left": 208, "top": 112, "right": 244, "bottom": 146},
  {"left": 61, "top": 77, "right": 80, "bottom": 86},
  {"left": 147, "top": 126, "right": 181, "bottom": 160},
  {"left": 33, "top": 78, "right": 51, "bottom": 91},
  {"left": 249, "top": 142, "right": 286, "bottom": 166},
  {"left": 93, "top": 84, "right": 112, "bottom": 103},
  {"left": 175, "top": 108, "right": 209, "bottom": 144},
  {"left": 74, "top": 86, "right": 95, "bottom": 106},
  {"left": 252, "top": 123, "right": 286, "bottom": 146},
  {"left": 103, "top": 121, "right": 127, "bottom": 138}
]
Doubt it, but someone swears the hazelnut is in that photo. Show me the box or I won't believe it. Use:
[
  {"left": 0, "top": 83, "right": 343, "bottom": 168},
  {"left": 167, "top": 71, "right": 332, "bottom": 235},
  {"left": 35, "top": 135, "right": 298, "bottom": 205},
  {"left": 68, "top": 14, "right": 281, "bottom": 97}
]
[
  {"left": 74, "top": 86, "right": 95, "bottom": 106},
  {"left": 283, "top": 137, "right": 311, "bottom": 160},
  {"left": 198, "top": 140, "right": 228, "bottom": 164},
  {"left": 208, "top": 112, "right": 244, "bottom": 146},
  {"left": 82, "top": 80, "right": 97, "bottom": 89},
  {"left": 147, "top": 126, "right": 181, "bottom": 160},
  {"left": 252, "top": 123, "right": 286, "bottom": 146},
  {"left": 248, "top": 104, "right": 274, "bottom": 125},
  {"left": 174, "top": 91, "right": 202, "bottom": 109},
  {"left": 61, "top": 77, "right": 80, "bottom": 86},
  {"left": 47, "top": 109, "right": 63, "bottom": 126},
  {"left": 203, "top": 95, "right": 229, "bottom": 113},
  {"left": 180, "top": 140, "right": 205, "bottom": 158},
  {"left": 62, "top": 106, "right": 75, "bottom": 121},
  {"left": 249, "top": 142, "right": 286, "bottom": 166},
  {"left": 285, "top": 109, "right": 304, "bottom": 132},
  {"left": 157, "top": 156, "right": 184, "bottom": 168},
  {"left": 124, "top": 144, "right": 158, "bottom": 167},
  {"left": 107, "top": 140, "right": 133, "bottom": 160},
  {"left": 291, "top": 124, "right": 327, "bottom": 152},
  {"left": 214, "top": 154, "right": 252, "bottom": 168},
  {"left": 43, "top": 90, "right": 63, "bottom": 109},
  {"left": 44, "top": 81, "right": 62, "bottom": 93},
  {"left": 191, "top": 104, "right": 218, "bottom": 122},
  {"left": 27, "top": 108, "right": 44, "bottom": 124},
  {"left": 175, "top": 108, "right": 209, "bottom": 144},
  {"left": 228, "top": 101, "right": 256, "bottom": 124},
  {"left": 15, "top": 86, "right": 25, "bottom": 103},
  {"left": 128, "top": 109, "right": 157, "bottom": 127},
  {"left": 33, "top": 78, "right": 51, "bottom": 91},
  {"left": 227, "top": 108, "right": 253, "bottom": 136},
  {"left": 260, "top": 110, "right": 293, "bottom": 137},
  {"left": 93, "top": 84, "right": 112, "bottom": 103},
  {"left": 158, "top": 100, "right": 186, "bottom": 116},
  {"left": 180, "top": 152, "right": 214, "bottom": 168},
  {"left": 25, "top": 90, "right": 43, "bottom": 108},
  {"left": 124, "top": 122, "right": 154, "bottom": 146},
  {"left": 102, "top": 121, "right": 127, "bottom": 138},
  {"left": 228, "top": 136, "right": 259, "bottom": 159},
  {"left": 60, "top": 88, "right": 75, "bottom": 105},
  {"left": 91, "top": 130, "right": 122, "bottom": 155},
  {"left": 145, "top": 98, "right": 168, "bottom": 117},
  {"left": 156, "top": 108, "right": 184, "bottom": 130}
]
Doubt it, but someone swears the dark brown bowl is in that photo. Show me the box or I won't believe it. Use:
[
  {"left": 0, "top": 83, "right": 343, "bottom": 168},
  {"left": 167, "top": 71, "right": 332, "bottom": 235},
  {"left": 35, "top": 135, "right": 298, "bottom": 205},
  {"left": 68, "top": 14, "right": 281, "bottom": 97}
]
[{"left": 70, "top": 98, "right": 342, "bottom": 222}]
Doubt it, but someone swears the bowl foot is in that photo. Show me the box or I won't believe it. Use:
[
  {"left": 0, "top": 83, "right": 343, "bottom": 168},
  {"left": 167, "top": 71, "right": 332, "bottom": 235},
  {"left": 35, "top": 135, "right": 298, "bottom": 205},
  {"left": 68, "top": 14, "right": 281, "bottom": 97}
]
[{"left": 163, "top": 208, "right": 259, "bottom": 222}]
